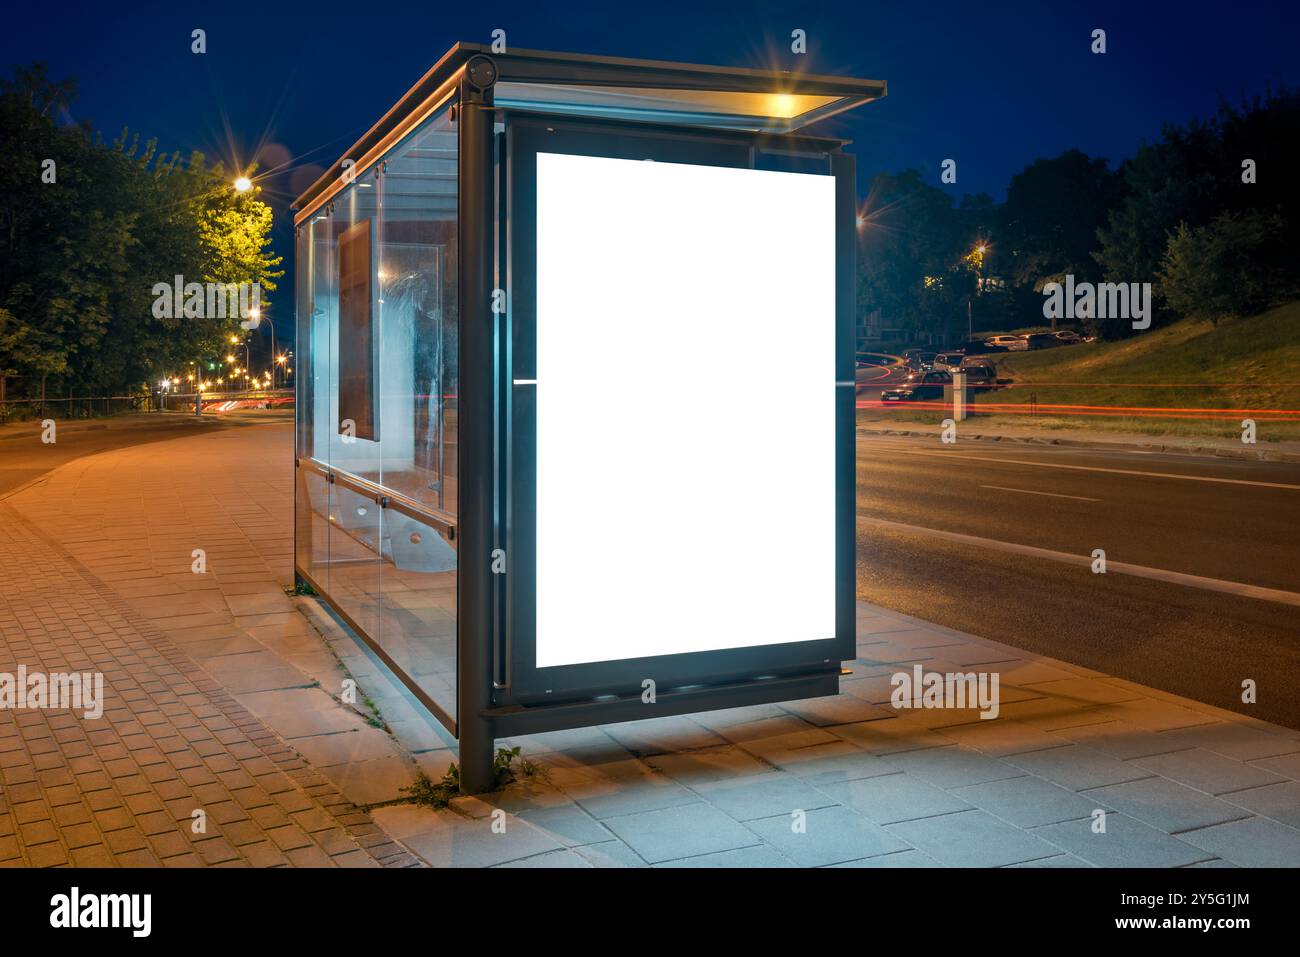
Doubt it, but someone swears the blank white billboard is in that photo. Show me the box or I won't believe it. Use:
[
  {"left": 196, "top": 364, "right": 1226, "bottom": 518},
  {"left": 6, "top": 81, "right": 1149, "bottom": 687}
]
[{"left": 534, "top": 151, "right": 837, "bottom": 668}]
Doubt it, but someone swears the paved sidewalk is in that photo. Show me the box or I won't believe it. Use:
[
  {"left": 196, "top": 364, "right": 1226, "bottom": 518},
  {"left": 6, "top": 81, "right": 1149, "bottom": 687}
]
[
  {"left": 857, "top": 419, "right": 1300, "bottom": 463},
  {"left": 0, "top": 424, "right": 419, "bottom": 867},
  {"left": 353, "top": 603, "right": 1300, "bottom": 868},
  {"left": 3, "top": 419, "right": 1299, "bottom": 867}
]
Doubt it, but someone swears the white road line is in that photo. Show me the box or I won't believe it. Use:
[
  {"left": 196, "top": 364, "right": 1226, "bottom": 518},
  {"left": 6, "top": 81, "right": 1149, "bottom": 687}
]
[
  {"left": 869, "top": 446, "right": 1300, "bottom": 491},
  {"left": 979, "top": 485, "right": 1100, "bottom": 502},
  {"left": 857, "top": 514, "right": 1300, "bottom": 608}
]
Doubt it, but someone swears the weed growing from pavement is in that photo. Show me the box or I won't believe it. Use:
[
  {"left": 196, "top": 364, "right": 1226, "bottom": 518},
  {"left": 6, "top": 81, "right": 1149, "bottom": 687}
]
[
  {"left": 320, "top": 643, "right": 387, "bottom": 730},
  {"left": 400, "top": 747, "right": 541, "bottom": 809}
]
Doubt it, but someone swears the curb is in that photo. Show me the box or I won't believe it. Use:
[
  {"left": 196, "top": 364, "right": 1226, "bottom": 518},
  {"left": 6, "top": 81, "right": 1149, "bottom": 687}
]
[{"left": 855, "top": 426, "right": 1300, "bottom": 464}]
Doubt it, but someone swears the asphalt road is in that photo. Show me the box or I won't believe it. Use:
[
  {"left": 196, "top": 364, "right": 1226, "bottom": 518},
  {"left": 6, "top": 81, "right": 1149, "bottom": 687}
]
[
  {"left": 856, "top": 431, "right": 1300, "bottom": 729},
  {"left": 0, "top": 413, "right": 238, "bottom": 498}
]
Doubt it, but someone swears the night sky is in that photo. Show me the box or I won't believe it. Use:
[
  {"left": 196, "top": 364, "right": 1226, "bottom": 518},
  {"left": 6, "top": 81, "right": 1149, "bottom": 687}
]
[{"left": 6, "top": 0, "right": 1298, "bottom": 345}]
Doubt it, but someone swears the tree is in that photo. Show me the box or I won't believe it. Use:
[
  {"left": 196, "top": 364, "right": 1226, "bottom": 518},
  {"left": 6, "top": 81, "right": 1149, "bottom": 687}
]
[
  {"left": 1095, "top": 88, "right": 1300, "bottom": 338},
  {"left": 0, "top": 63, "right": 283, "bottom": 398},
  {"left": 858, "top": 170, "right": 981, "bottom": 344},
  {"left": 1000, "top": 150, "right": 1120, "bottom": 292},
  {"left": 1159, "top": 210, "right": 1296, "bottom": 326}
]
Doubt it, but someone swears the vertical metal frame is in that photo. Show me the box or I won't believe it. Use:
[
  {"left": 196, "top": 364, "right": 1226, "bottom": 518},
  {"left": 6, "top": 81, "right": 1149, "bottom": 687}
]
[
  {"left": 455, "top": 66, "right": 499, "bottom": 792},
  {"left": 498, "top": 114, "right": 856, "bottom": 707},
  {"left": 833, "top": 151, "right": 858, "bottom": 664}
]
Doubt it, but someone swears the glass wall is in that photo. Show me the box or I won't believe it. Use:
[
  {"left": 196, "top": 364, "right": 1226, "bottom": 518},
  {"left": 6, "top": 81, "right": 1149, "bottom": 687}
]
[{"left": 295, "top": 104, "right": 459, "bottom": 726}]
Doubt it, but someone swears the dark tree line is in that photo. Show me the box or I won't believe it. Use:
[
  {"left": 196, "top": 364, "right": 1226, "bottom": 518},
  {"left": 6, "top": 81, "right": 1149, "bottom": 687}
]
[
  {"left": 0, "top": 63, "right": 283, "bottom": 402},
  {"left": 859, "top": 89, "right": 1300, "bottom": 344}
]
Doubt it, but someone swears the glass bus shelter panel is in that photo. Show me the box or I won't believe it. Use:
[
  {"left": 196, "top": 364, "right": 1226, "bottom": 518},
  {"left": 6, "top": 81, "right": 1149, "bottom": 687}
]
[
  {"left": 294, "top": 105, "right": 460, "bottom": 730},
  {"left": 296, "top": 214, "right": 334, "bottom": 595},
  {"left": 325, "top": 180, "right": 384, "bottom": 645},
  {"left": 375, "top": 110, "right": 460, "bottom": 725}
]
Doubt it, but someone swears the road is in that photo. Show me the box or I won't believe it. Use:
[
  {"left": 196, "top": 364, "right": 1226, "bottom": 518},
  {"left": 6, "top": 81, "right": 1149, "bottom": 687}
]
[
  {"left": 0, "top": 413, "right": 246, "bottom": 498},
  {"left": 856, "top": 431, "right": 1300, "bottom": 729}
]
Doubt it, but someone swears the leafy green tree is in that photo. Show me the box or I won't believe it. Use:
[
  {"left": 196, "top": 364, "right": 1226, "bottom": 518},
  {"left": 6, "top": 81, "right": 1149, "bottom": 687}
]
[
  {"left": 0, "top": 62, "right": 283, "bottom": 399},
  {"left": 1159, "top": 209, "right": 1296, "bottom": 326}
]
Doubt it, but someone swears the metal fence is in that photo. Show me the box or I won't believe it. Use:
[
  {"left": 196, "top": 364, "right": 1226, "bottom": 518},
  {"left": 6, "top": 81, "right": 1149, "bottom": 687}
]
[{"left": 0, "top": 395, "right": 154, "bottom": 424}]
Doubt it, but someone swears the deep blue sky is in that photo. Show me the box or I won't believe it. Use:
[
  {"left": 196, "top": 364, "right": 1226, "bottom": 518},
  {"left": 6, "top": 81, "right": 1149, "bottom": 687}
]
[{"left": 6, "top": 0, "right": 1298, "bottom": 344}]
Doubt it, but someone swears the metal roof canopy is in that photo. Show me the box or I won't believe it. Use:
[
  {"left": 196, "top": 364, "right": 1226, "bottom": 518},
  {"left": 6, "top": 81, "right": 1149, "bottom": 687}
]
[{"left": 292, "top": 42, "right": 886, "bottom": 224}]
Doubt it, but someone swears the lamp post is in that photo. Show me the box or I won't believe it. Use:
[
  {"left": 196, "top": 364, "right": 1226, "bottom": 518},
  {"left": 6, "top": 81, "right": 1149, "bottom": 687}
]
[
  {"left": 247, "top": 308, "right": 277, "bottom": 389},
  {"left": 967, "top": 242, "right": 988, "bottom": 341},
  {"left": 230, "top": 333, "right": 251, "bottom": 390}
]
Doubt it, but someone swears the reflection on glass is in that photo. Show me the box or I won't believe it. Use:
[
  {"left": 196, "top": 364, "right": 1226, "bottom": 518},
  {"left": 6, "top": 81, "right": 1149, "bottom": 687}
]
[{"left": 293, "top": 104, "right": 459, "bottom": 727}]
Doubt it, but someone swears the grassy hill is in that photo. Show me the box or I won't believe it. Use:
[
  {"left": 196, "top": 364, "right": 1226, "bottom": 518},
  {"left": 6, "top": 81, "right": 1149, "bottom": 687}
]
[
  {"left": 994, "top": 300, "right": 1300, "bottom": 415},
  {"left": 861, "top": 301, "right": 1300, "bottom": 440}
]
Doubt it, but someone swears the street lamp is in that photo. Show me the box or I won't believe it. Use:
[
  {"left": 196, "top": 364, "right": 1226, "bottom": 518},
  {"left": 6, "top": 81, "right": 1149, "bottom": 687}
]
[
  {"left": 245, "top": 309, "right": 277, "bottom": 388},
  {"left": 234, "top": 176, "right": 252, "bottom": 193},
  {"left": 228, "top": 335, "right": 251, "bottom": 385}
]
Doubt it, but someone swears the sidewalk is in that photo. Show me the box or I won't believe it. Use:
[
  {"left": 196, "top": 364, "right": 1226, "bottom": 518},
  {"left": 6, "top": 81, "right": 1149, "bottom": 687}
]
[
  {"left": 3, "top": 421, "right": 1299, "bottom": 867},
  {"left": 857, "top": 417, "right": 1300, "bottom": 463},
  {"left": 0, "top": 425, "right": 419, "bottom": 867}
]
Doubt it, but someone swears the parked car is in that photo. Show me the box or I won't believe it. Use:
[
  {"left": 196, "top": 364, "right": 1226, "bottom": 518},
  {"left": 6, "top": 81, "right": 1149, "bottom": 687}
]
[
  {"left": 880, "top": 370, "right": 951, "bottom": 402},
  {"left": 954, "top": 365, "right": 997, "bottom": 390},
  {"left": 933, "top": 351, "right": 967, "bottom": 372},
  {"left": 959, "top": 354, "right": 995, "bottom": 370},
  {"left": 984, "top": 335, "right": 1026, "bottom": 352},
  {"left": 1020, "top": 332, "right": 1064, "bottom": 350},
  {"left": 1053, "top": 330, "right": 1082, "bottom": 344},
  {"left": 959, "top": 338, "right": 1001, "bottom": 356},
  {"left": 905, "top": 351, "right": 938, "bottom": 371}
]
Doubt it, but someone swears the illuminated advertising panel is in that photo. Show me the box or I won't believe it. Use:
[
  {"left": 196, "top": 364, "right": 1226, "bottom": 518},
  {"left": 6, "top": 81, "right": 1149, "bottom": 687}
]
[{"left": 532, "top": 151, "right": 838, "bottom": 668}]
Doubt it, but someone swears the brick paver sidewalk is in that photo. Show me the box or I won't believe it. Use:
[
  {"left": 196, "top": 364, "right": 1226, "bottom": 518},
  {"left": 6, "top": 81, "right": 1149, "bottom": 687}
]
[{"left": 0, "top": 494, "right": 417, "bottom": 867}]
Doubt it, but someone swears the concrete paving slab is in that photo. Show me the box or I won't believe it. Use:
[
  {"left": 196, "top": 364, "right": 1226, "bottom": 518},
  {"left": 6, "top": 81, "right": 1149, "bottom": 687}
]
[
  {"left": 1031, "top": 813, "right": 1209, "bottom": 868},
  {"left": 1130, "top": 748, "right": 1286, "bottom": 796},
  {"left": 1004, "top": 744, "right": 1153, "bottom": 791},
  {"left": 817, "top": 773, "right": 973, "bottom": 825},
  {"left": 885, "top": 809, "right": 1060, "bottom": 867},
  {"left": 748, "top": 805, "right": 910, "bottom": 867},
  {"left": 1175, "top": 816, "right": 1300, "bottom": 868},
  {"left": 601, "top": 803, "right": 761, "bottom": 864},
  {"left": 693, "top": 772, "right": 839, "bottom": 822},
  {"left": 1084, "top": 777, "right": 1253, "bottom": 833},
  {"left": 886, "top": 746, "right": 1027, "bottom": 789},
  {"left": 952, "top": 775, "right": 1105, "bottom": 828}
]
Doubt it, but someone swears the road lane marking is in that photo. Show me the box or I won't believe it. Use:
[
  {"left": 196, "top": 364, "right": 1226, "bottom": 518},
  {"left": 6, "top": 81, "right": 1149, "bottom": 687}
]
[
  {"left": 979, "top": 484, "right": 1099, "bottom": 502},
  {"left": 857, "top": 514, "right": 1300, "bottom": 608},
  {"left": 864, "top": 445, "right": 1300, "bottom": 491}
]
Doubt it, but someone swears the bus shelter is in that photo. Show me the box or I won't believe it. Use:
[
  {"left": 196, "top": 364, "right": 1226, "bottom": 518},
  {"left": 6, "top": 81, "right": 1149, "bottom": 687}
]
[{"left": 292, "top": 43, "right": 885, "bottom": 791}]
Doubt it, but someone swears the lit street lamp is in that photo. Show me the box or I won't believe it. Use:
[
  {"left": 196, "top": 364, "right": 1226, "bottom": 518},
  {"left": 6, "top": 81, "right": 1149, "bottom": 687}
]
[
  {"left": 229, "top": 334, "right": 251, "bottom": 386},
  {"left": 245, "top": 307, "right": 277, "bottom": 388}
]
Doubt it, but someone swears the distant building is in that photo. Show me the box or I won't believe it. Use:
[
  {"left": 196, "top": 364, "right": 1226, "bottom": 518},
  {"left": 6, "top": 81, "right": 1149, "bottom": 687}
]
[{"left": 858, "top": 308, "right": 904, "bottom": 347}]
